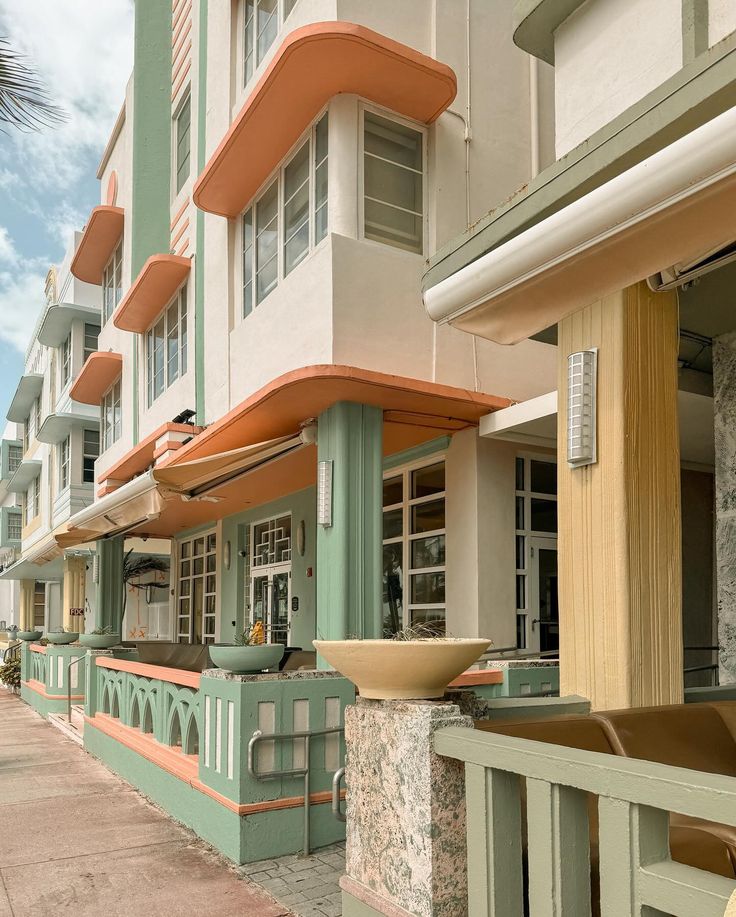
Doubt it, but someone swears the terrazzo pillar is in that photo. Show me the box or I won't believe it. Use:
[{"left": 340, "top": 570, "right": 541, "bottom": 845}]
[
  {"left": 63, "top": 556, "right": 86, "bottom": 632},
  {"left": 340, "top": 698, "right": 473, "bottom": 917},
  {"left": 713, "top": 332, "right": 736, "bottom": 683}
]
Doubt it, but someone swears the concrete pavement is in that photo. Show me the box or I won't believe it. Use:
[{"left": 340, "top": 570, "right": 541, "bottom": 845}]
[{"left": 0, "top": 690, "right": 292, "bottom": 916}]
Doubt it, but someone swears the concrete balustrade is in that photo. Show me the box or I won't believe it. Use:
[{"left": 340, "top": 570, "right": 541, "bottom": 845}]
[{"left": 20, "top": 642, "right": 88, "bottom": 716}]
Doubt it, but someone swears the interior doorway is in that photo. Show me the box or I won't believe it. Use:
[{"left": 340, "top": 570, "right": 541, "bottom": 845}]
[{"left": 528, "top": 536, "right": 559, "bottom": 653}]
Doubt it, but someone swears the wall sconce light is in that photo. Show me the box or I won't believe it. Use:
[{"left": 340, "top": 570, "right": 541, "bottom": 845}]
[
  {"left": 145, "top": 584, "right": 154, "bottom": 605},
  {"left": 92, "top": 553, "right": 100, "bottom": 584},
  {"left": 296, "top": 520, "right": 306, "bottom": 556},
  {"left": 317, "top": 460, "right": 333, "bottom": 526},
  {"left": 567, "top": 349, "right": 598, "bottom": 468},
  {"left": 224, "top": 540, "right": 231, "bottom": 571}
]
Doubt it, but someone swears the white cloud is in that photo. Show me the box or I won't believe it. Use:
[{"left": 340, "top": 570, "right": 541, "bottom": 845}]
[
  {"left": 0, "top": 1, "right": 134, "bottom": 188},
  {"left": 0, "top": 267, "right": 46, "bottom": 353},
  {"left": 0, "top": 227, "right": 17, "bottom": 265}
]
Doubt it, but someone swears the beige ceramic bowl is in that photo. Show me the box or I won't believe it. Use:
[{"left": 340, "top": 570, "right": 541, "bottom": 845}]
[{"left": 313, "top": 638, "right": 491, "bottom": 699}]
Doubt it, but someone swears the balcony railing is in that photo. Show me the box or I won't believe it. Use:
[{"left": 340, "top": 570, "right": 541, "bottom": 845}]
[{"left": 435, "top": 726, "right": 736, "bottom": 915}]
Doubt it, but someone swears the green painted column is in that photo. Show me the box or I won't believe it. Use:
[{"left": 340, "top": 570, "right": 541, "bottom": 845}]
[
  {"left": 131, "top": 0, "right": 173, "bottom": 442},
  {"left": 316, "top": 403, "right": 383, "bottom": 649},
  {"left": 96, "top": 537, "right": 125, "bottom": 634}
]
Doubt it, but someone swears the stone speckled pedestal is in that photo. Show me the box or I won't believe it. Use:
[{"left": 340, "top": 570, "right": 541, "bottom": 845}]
[{"left": 340, "top": 697, "right": 472, "bottom": 917}]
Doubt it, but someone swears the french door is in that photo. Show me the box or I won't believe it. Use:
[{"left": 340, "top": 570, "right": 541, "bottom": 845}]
[
  {"left": 527, "top": 536, "right": 559, "bottom": 654},
  {"left": 250, "top": 566, "right": 291, "bottom": 645}
]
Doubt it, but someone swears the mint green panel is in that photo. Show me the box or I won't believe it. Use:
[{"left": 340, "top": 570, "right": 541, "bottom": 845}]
[
  {"left": 503, "top": 665, "right": 559, "bottom": 697},
  {"left": 0, "top": 439, "right": 21, "bottom": 482},
  {"left": 96, "top": 537, "right": 124, "bottom": 632},
  {"left": 0, "top": 505, "right": 21, "bottom": 549},
  {"left": 316, "top": 402, "right": 383, "bottom": 643}
]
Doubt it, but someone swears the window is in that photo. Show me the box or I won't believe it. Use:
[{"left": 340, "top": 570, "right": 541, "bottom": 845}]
[
  {"left": 33, "top": 581, "right": 45, "bottom": 629},
  {"left": 177, "top": 531, "right": 217, "bottom": 644},
  {"left": 58, "top": 436, "right": 70, "bottom": 491},
  {"left": 382, "top": 458, "right": 446, "bottom": 636},
  {"left": 101, "top": 379, "right": 122, "bottom": 451},
  {"left": 83, "top": 429, "right": 99, "bottom": 484},
  {"left": 242, "top": 113, "right": 328, "bottom": 317},
  {"left": 83, "top": 323, "right": 99, "bottom": 362},
  {"left": 146, "top": 286, "right": 188, "bottom": 405},
  {"left": 175, "top": 94, "right": 191, "bottom": 194},
  {"left": 7, "top": 444, "right": 21, "bottom": 474},
  {"left": 243, "top": 0, "right": 278, "bottom": 85},
  {"left": 60, "top": 334, "right": 71, "bottom": 388},
  {"left": 25, "top": 475, "right": 39, "bottom": 524},
  {"left": 102, "top": 241, "right": 123, "bottom": 324},
  {"left": 252, "top": 514, "right": 291, "bottom": 567},
  {"left": 7, "top": 511, "right": 21, "bottom": 542},
  {"left": 26, "top": 395, "right": 41, "bottom": 444},
  {"left": 363, "top": 110, "right": 424, "bottom": 254},
  {"left": 515, "top": 456, "right": 557, "bottom": 649}
]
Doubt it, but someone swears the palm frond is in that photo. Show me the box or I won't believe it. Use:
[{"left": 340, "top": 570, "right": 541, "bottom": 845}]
[
  {"left": 122, "top": 550, "right": 169, "bottom": 584},
  {"left": 0, "top": 38, "right": 66, "bottom": 131}
]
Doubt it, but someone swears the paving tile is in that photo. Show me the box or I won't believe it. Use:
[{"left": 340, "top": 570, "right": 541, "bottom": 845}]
[{"left": 244, "top": 843, "right": 345, "bottom": 917}]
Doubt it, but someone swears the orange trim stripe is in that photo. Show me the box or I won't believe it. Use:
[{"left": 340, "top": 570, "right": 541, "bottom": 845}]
[
  {"left": 95, "top": 656, "right": 201, "bottom": 689},
  {"left": 448, "top": 669, "right": 503, "bottom": 687},
  {"left": 172, "top": 38, "right": 192, "bottom": 81},
  {"left": 30, "top": 644, "right": 47, "bottom": 654},
  {"left": 176, "top": 239, "right": 190, "bottom": 257},
  {"left": 97, "top": 420, "right": 201, "bottom": 485},
  {"left": 24, "top": 679, "right": 85, "bottom": 702},
  {"left": 170, "top": 198, "right": 190, "bottom": 231},
  {"left": 172, "top": 0, "right": 191, "bottom": 41},
  {"left": 171, "top": 217, "right": 190, "bottom": 249},
  {"left": 172, "top": 59, "right": 192, "bottom": 101},
  {"left": 171, "top": 0, "right": 187, "bottom": 23},
  {"left": 86, "top": 714, "right": 345, "bottom": 816},
  {"left": 172, "top": 7, "right": 192, "bottom": 51}
]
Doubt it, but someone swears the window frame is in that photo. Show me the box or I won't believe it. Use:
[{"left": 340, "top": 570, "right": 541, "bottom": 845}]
[
  {"left": 239, "top": 109, "right": 329, "bottom": 319},
  {"left": 60, "top": 333, "right": 72, "bottom": 388},
  {"left": 173, "top": 91, "right": 192, "bottom": 196},
  {"left": 175, "top": 530, "right": 217, "bottom": 645},
  {"left": 58, "top": 435, "right": 70, "bottom": 492},
  {"left": 382, "top": 452, "right": 447, "bottom": 636},
  {"left": 102, "top": 240, "right": 123, "bottom": 325},
  {"left": 7, "top": 510, "right": 22, "bottom": 542},
  {"left": 358, "top": 103, "right": 428, "bottom": 257},
  {"left": 83, "top": 323, "right": 100, "bottom": 363},
  {"left": 514, "top": 453, "right": 558, "bottom": 650},
  {"left": 240, "top": 0, "right": 298, "bottom": 90},
  {"left": 25, "top": 475, "right": 39, "bottom": 524},
  {"left": 82, "top": 428, "right": 100, "bottom": 485},
  {"left": 100, "top": 378, "right": 122, "bottom": 453},
  {"left": 145, "top": 284, "right": 188, "bottom": 407}
]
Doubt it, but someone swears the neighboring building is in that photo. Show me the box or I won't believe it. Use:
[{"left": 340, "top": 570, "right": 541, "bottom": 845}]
[
  {"left": 0, "top": 248, "right": 102, "bottom": 633},
  {"left": 0, "top": 423, "right": 23, "bottom": 631},
  {"left": 422, "top": 0, "right": 735, "bottom": 705}
]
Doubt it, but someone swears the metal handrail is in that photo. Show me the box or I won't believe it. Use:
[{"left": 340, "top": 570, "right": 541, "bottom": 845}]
[
  {"left": 67, "top": 654, "right": 86, "bottom": 723},
  {"left": 2, "top": 641, "right": 20, "bottom": 663},
  {"left": 332, "top": 766, "right": 346, "bottom": 823},
  {"left": 247, "top": 725, "right": 344, "bottom": 856}
]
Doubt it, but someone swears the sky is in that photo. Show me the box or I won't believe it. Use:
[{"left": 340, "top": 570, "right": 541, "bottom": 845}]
[{"left": 0, "top": 1, "right": 134, "bottom": 427}]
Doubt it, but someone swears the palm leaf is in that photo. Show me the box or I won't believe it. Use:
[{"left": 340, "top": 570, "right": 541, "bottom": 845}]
[{"left": 0, "top": 38, "right": 66, "bottom": 131}]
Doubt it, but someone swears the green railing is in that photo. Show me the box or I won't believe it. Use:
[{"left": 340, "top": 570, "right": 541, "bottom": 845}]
[{"left": 435, "top": 726, "right": 736, "bottom": 916}]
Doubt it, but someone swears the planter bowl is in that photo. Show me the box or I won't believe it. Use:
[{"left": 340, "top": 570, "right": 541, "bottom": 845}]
[
  {"left": 79, "top": 634, "right": 121, "bottom": 649},
  {"left": 209, "top": 643, "right": 285, "bottom": 675},
  {"left": 313, "top": 638, "right": 492, "bottom": 699},
  {"left": 16, "top": 630, "right": 43, "bottom": 642},
  {"left": 44, "top": 632, "right": 79, "bottom": 645}
]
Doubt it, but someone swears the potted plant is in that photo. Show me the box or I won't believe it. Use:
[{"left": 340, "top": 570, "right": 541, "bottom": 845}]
[
  {"left": 209, "top": 621, "right": 285, "bottom": 674},
  {"left": 313, "top": 625, "right": 492, "bottom": 700},
  {"left": 44, "top": 627, "right": 79, "bottom": 645},
  {"left": 79, "top": 626, "right": 121, "bottom": 649},
  {"left": 5, "top": 624, "right": 19, "bottom": 641},
  {"left": 0, "top": 656, "right": 20, "bottom": 692},
  {"left": 16, "top": 629, "right": 43, "bottom": 641}
]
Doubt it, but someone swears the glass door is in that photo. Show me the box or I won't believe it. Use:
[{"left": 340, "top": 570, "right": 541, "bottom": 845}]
[
  {"left": 250, "top": 566, "right": 291, "bottom": 644},
  {"left": 528, "top": 536, "right": 559, "bottom": 653}
]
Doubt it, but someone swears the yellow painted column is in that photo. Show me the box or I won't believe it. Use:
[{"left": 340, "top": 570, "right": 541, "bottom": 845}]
[
  {"left": 19, "top": 580, "right": 35, "bottom": 631},
  {"left": 63, "top": 556, "right": 87, "bottom": 633},
  {"left": 557, "top": 282, "right": 683, "bottom": 710}
]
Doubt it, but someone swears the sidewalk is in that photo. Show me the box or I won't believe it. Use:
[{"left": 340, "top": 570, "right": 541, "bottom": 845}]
[{"left": 0, "top": 691, "right": 291, "bottom": 917}]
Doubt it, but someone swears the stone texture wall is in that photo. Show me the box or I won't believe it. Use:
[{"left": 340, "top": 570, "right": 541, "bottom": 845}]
[
  {"left": 714, "top": 332, "right": 736, "bottom": 683},
  {"left": 341, "top": 697, "right": 472, "bottom": 917}
]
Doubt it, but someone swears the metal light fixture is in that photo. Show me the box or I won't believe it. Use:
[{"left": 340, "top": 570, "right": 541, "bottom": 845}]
[
  {"left": 567, "top": 349, "right": 597, "bottom": 467},
  {"left": 224, "top": 540, "right": 231, "bottom": 571},
  {"left": 296, "top": 520, "right": 306, "bottom": 556},
  {"left": 317, "top": 461, "right": 333, "bottom": 526}
]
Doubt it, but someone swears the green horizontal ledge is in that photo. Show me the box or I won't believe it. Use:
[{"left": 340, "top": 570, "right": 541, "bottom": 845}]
[{"left": 512, "top": 0, "right": 587, "bottom": 64}]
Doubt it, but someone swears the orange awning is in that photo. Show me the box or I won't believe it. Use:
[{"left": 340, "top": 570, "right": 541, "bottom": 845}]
[
  {"left": 70, "top": 352, "right": 122, "bottom": 405},
  {"left": 163, "top": 364, "right": 511, "bottom": 466},
  {"left": 113, "top": 254, "right": 191, "bottom": 333},
  {"left": 193, "top": 22, "right": 457, "bottom": 218},
  {"left": 70, "top": 206, "right": 124, "bottom": 284}
]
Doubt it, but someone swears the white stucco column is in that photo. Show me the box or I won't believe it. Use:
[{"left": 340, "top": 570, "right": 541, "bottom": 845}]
[{"left": 713, "top": 332, "right": 736, "bottom": 683}]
